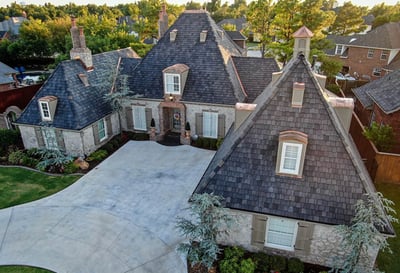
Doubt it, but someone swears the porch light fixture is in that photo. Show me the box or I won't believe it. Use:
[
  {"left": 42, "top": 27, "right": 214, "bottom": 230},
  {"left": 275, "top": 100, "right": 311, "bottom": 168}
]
[{"left": 169, "top": 93, "right": 173, "bottom": 101}]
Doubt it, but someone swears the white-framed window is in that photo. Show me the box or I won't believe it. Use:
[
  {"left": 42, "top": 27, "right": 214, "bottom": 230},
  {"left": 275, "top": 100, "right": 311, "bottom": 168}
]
[
  {"left": 373, "top": 67, "right": 382, "bottom": 77},
  {"left": 164, "top": 73, "right": 180, "bottom": 94},
  {"left": 380, "top": 50, "right": 389, "bottom": 60},
  {"left": 42, "top": 127, "right": 58, "bottom": 150},
  {"left": 133, "top": 106, "right": 147, "bottom": 131},
  {"left": 40, "top": 101, "right": 51, "bottom": 121},
  {"left": 266, "top": 217, "right": 298, "bottom": 251},
  {"left": 280, "top": 142, "right": 303, "bottom": 175},
  {"left": 203, "top": 111, "right": 218, "bottom": 139},
  {"left": 367, "top": 49, "right": 374, "bottom": 58},
  {"left": 98, "top": 119, "right": 107, "bottom": 141},
  {"left": 335, "top": 45, "right": 343, "bottom": 55}
]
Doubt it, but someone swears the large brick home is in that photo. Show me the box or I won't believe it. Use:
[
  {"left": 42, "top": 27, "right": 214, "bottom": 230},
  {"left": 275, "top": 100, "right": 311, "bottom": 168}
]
[
  {"left": 326, "top": 22, "right": 400, "bottom": 81},
  {"left": 353, "top": 69, "right": 400, "bottom": 152},
  {"left": 193, "top": 28, "right": 393, "bottom": 269}
]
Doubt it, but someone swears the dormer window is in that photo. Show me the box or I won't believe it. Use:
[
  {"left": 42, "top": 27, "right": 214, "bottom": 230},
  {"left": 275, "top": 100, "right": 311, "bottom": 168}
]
[
  {"left": 165, "top": 73, "right": 181, "bottom": 94},
  {"left": 38, "top": 96, "right": 58, "bottom": 122},
  {"left": 162, "top": 64, "right": 190, "bottom": 96},
  {"left": 276, "top": 131, "right": 308, "bottom": 177}
]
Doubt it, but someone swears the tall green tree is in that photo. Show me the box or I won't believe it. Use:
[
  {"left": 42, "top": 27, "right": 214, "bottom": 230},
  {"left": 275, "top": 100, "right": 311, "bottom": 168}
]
[
  {"left": 371, "top": 3, "right": 400, "bottom": 28},
  {"left": 329, "top": 2, "right": 367, "bottom": 35},
  {"left": 299, "top": 0, "right": 336, "bottom": 39},
  {"left": 246, "top": 0, "right": 276, "bottom": 58},
  {"left": 18, "top": 18, "right": 52, "bottom": 57}
]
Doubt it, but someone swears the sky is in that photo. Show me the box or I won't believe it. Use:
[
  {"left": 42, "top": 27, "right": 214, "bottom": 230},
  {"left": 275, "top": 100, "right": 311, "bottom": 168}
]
[{"left": 0, "top": 0, "right": 398, "bottom": 8}]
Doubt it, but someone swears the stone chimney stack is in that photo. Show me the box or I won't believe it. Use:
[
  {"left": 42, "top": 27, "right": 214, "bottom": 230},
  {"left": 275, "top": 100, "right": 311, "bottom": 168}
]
[
  {"left": 70, "top": 16, "right": 93, "bottom": 70},
  {"left": 292, "top": 26, "right": 313, "bottom": 61},
  {"left": 158, "top": 3, "right": 168, "bottom": 39}
]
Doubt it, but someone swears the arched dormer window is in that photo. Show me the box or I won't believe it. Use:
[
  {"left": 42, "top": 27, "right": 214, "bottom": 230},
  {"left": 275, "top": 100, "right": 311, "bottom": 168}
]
[{"left": 276, "top": 131, "right": 308, "bottom": 177}]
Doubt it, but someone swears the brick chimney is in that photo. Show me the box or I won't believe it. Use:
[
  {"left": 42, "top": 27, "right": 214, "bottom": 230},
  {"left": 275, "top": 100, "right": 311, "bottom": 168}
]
[
  {"left": 70, "top": 16, "right": 93, "bottom": 70},
  {"left": 158, "top": 4, "right": 168, "bottom": 39}
]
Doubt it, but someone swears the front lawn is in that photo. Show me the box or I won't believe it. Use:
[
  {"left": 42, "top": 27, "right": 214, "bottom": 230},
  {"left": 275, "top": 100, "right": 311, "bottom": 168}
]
[
  {"left": 0, "top": 167, "right": 80, "bottom": 209},
  {"left": 376, "top": 182, "right": 400, "bottom": 273},
  {"left": 0, "top": 266, "right": 53, "bottom": 273}
]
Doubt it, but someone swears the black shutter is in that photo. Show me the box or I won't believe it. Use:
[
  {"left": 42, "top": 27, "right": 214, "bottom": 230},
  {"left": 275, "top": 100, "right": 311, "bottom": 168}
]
[
  {"left": 105, "top": 115, "right": 113, "bottom": 137},
  {"left": 125, "top": 107, "right": 133, "bottom": 130},
  {"left": 145, "top": 108, "right": 152, "bottom": 129}
]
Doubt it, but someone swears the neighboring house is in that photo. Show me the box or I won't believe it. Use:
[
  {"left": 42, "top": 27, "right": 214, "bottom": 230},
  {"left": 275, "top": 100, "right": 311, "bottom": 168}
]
[
  {"left": 217, "top": 18, "right": 247, "bottom": 32},
  {"left": 353, "top": 69, "right": 400, "bottom": 152},
  {"left": 225, "top": 30, "right": 247, "bottom": 50},
  {"left": 193, "top": 27, "right": 393, "bottom": 269},
  {"left": 118, "top": 10, "right": 279, "bottom": 144},
  {"left": 0, "top": 16, "right": 28, "bottom": 35},
  {"left": 326, "top": 22, "right": 400, "bottom": 81},
  {"left": 0, "top": 61, "right": 40, "bottom": 129},
  {"left": 15, "top": 17, "right": 140, "bottom": 156}
]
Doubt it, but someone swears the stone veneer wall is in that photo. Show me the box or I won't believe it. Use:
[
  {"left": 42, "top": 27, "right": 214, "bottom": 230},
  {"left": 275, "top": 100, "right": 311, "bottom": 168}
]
[{"left": 219, "top": 209, "right": 378, "bottom": 271}]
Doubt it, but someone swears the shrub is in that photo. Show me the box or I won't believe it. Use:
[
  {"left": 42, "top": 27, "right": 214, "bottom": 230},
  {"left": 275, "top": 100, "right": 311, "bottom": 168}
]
[
  {"left": 270, "top": 255, "right": 287, "bottom": 272},
  {"left": 63, "top": 161, "right": 79, "bottom": 174},
  {"left": 251, "top": 252, "right": 270, "bottom": 272},
  {"left": 21, "top": 155, "right": 39, "bottom": 168},
  {"left": 8, "top": 150, "right": 25, "bottom": 164},
  {"left": 239, "top": 258, "right": 256, "bottom": 273},
  {"left": 0, "top": 129, "right": 20, "bottom": 156},
  {"left": 202, "top": 137, "right": 210, "bottom": 148},
  {"left": 102, "top": 143, "right": 115, "bottom": 154},
  {"left": 194, "top": 137, "right": 203, "bottom": 147},
  {"left": 326, "top": 84, "right": 341, "bottom": 94},
  {"left": 26, "top": 147, "right": 39, "bottom": 158},
  {"left": 216, "top": 138, "right": 224, "bottom": 149},
  {"left": 363, "top": 121, "right": 395, "bottom": 152},
  {"left": 220, "top": 258, "right": 240, "bottom": 273},
  {"left": 87, "top": 149, "right": 108, "bottom": 161},
  {"left": 34, "top": 149, "right": 73, "bottom": 173},
  {"left": 132, "top": 132, "right": 149, "bottom": 140},
  {"left": 209, "top": 138, "right": 217, "bottom": 149},
  {"left": 224, "top": 246, "right": 245, "bottom": 260},
  {"left": 287, "top": 257, "right": 304, "bottom": 273}
]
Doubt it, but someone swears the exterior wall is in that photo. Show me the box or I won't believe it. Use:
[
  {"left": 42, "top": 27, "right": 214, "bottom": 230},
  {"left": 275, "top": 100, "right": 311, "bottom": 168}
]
[
  {"left": 221, "top": 209, "right": 378, "bottom": 270},
  {"left": 330, "top": 47, "right": 391, "bottom": 81},
  {"left": 19, "top": 125, "right": 39, "bottom": 149},
  {"left": 122, "top": 99, "right": 161, "bottom": 132},
  {"left": 185, "top": 102, "right": 235, "bottom": 137},
  {"left": 63, "top": 130, "right": 84, "bottom": 156},
  {"left": 353, "top": 98, "right": 372, "bottom": 126}
]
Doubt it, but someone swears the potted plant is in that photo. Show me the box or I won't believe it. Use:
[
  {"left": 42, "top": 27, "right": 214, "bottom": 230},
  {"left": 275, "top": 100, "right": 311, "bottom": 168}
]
[{"left": 185, "top": 121, "right": 191, "bottom": 138}]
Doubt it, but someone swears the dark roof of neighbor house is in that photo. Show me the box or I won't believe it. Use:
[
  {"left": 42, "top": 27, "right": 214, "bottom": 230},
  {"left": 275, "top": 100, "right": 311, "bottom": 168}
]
[
  {"left": 16, "top": 48, "right": 139, "bottom": 130},
  {"left": 385, "top": 52, "right": 400, "bottom": 71},
  {"left": 194, "top": 55, "right": 378, "bottom": 226},
  {"left": 120, "top": 10, "right": 248, "bottom": 105},
  {"left": 225, "top": 31, "right": 246, "bottom": 41},
  {"left": 0, "top": 31, "right": 7, "bottom": 38},
  {"left": 217, "top": 18, "right": 247, "bottom": 31},
  {"left": 353, "top": 69, "right": 400, "bottom": 114},
  {"left": 0, "top": 61, "right": 17, "bottom": 85},
  {"left": 232, "top": 56, "right": 280, "bottom": 103}
]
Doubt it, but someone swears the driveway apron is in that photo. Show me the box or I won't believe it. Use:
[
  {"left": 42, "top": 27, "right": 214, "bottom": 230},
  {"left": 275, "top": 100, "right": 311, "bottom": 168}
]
[{"left": 0, "top": 141, "right": 215, "bottom": 273}]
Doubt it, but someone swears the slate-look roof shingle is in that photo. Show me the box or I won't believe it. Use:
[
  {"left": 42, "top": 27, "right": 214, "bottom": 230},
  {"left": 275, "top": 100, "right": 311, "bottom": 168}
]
[
  {"left": 17, "top": 48, "right": 139, "bottom": 130},
  {"left": 232, "top": 56, "right": 280, "bottom": 103},
  {"left": 120, "top": 10, "right": 247, "bottom": 105},
  {"left": 194, "top": 55, "right": 376, "bottom": 226},
  {"left": 0, "top": 61, "right": 17, "bottom": 85},
  {"left": 353, "top": 69, "right": 400, "bottom": 113}
]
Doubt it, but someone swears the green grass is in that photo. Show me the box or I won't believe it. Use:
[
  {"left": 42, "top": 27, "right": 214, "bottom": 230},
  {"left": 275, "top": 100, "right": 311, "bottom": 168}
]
[
  {"left": 376, "top": 183, "right": 400, "bottom": 273},
  {"left": 0, "top": 167, "right": 80, "bottom": 209},
  {"left": 0, "top": 266, "right": 54, "bottom": 273}
]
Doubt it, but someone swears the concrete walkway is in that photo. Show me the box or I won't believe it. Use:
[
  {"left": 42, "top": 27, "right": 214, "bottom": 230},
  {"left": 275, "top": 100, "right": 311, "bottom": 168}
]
[{"left": 0, "top": 141, "right": 215, "bottom": 273}]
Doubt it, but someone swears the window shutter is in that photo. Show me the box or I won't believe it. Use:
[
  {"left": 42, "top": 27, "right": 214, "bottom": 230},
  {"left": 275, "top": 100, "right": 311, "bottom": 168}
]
[
  {"left": 294, "top": 221, "right": 314, "bottom": 255},
  {"left": 218, "top": 114, "right": 225, "bottom": 138},
  {"left": 251, "top": 214, "right": 267, "bottom": 247},
  {"left": 145, "top": 108, "right": 152, "bottom": 129},
  {"left": 105, "top": 116, "right": 113, "bottom": 137},
  {"left": 195, "top": 113, "right": 203, "bottom": 136},
  {"left": 125, "top": 107, "right": 133, "bottom": 130},
  {"left": 34, "top": 127, "right": 45, "bottom": 148},
  {"left": 93, "top": 122, "right": 100, "bottom": 145},
  {"left": 55, "top": 129, "right": 66, "bottom": 151}
]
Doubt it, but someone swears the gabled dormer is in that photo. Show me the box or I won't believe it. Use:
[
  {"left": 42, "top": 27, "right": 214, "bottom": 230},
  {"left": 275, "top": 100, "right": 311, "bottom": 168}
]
[
  {"left": 162, "top": 64, "right": 189, "bottom": 99},
  {"left": 38, "top": 96, "right": 58, "bottom": 122}
]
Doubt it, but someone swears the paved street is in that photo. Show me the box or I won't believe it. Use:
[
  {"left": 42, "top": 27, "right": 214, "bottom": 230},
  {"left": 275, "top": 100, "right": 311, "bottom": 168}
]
[{"left": 0, "top": 141, "right": 215, "bottom": 273}]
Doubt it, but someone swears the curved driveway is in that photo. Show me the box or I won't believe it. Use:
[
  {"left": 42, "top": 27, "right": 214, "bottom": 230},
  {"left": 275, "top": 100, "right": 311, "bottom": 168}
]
[{"left": 0, "top": 141, "right": 215, "bottom": 273}]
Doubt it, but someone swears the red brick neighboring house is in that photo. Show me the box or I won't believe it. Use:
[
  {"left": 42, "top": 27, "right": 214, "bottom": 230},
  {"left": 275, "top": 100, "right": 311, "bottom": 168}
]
[
  {"left": 327, "top": 22, "right": 400, "bottom": 81},
  {"left": 0, "top": 62, "right": 41, "bottom": 129},
  {"left": 352, "top": 69, "right": 400, "bottom": 153}
]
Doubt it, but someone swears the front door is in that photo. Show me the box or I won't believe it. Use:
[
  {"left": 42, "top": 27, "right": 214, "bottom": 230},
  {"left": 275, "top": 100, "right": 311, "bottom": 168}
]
[{"left": 171, "top": 108, "right": 181, "bottom": 132}]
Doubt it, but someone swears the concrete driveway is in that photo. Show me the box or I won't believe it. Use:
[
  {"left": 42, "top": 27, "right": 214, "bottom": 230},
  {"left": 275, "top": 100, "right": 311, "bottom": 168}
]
[{"left": 0, "top": 141, "right": 215, "bottom": 273}]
